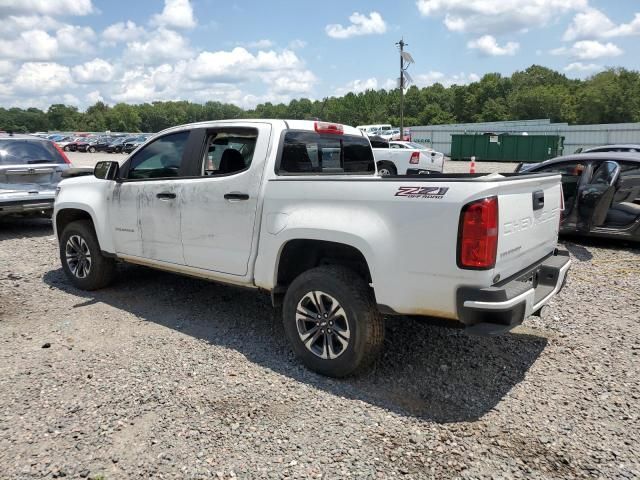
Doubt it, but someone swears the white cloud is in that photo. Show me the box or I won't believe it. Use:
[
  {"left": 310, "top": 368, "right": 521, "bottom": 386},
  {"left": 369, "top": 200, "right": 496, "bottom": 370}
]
[
  {"left": 0, "top": 30, "right": 58, "bottom": 60},
  {"left": 288, "top": 39, "right": 307, "bottom": 50},
  {"left": 552, "top": 40, "right": 623, "bottom": 60},
  {"left": 326, "top": 11, "right": 387, "bottom": 39},
  {"left": 564, "top": 9, "right": 640, "bottom": 40},
  {"left": 55, "top": 25, "right": 95, "bottom": 54},
  {"left": 0, "top": 15, "right": 62, "bottom": 37},
  {"left": 264, "top": 70, "right": 317, "bottom": 95},
  {"left": 416, "top": 0, "right": 588, "bottom": 34},
  {"left": 151, "top": 0, "right": 196, "bottom": 29},
  {"left": 72, "top": 58, "right": 115, "bottom": 83},
  {"left": 86, "top": 90, "right": 104, "bottom": 104},
  {"left": 467, "top": 35, "right": 519, "bottom": 56},
  {"left": 240, "top": 39, "right": 274, "bottom": 49},
  {"left": 564, "top": 62, "right": 602, "bottom": 73},
  {"left": 102, "top": 21, "right": 146, "bottom": 45},
  {"left": 0, "top": 25, "right": 95, "bottom": 60},
  {"left": 12, "top": 62, "right": 74, "bottom": 95},
  {"left": 414, "top": 71, "right": 480, "bottom": 87},
  {"left": 0, "top": 0, "right": 94, "bottom": 16},
  {"left": 124, "top": 28, "right": 193, "bottom": 64},
  {"left": 335, "top": 78, "right": 379, "bottom": 95},
  {"left": 187, "top": 47, "right": 303, "bottom": 81}
]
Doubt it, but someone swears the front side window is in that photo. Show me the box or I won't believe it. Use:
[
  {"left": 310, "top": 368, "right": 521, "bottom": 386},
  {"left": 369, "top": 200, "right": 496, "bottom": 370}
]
[
  {"left": 201, "top": 129, "right": 258, "bottom": 176},
  {"left": 278, "top": 131, "right": 375, "bottom": 175},
  {"left": 127, "top": 131, "right": 189, "bottom": 179}
]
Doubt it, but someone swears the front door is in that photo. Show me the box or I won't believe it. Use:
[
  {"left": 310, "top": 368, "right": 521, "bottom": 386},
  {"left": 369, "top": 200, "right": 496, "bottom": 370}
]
[
  {"left": 111, "top": 130, "right": 191, "bottom": 265},
  {"left": 180, "top": 124, "right": 271, "bottom": 276},
  {"left": 576, "top": 161, "right": 621, "bottom": 232}
]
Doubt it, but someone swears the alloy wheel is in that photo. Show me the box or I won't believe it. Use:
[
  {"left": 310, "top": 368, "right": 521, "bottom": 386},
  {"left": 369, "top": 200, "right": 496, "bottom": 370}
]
[
  {"left": 65, "top": 235, "right": 92, "bottom": 279},
  {"left": 296, "top": 291, "right": 351, "bottom": 359}
]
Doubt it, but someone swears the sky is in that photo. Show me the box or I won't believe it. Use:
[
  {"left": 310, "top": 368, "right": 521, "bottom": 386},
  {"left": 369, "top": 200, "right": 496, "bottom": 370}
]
[{"left": 0, "top": 0, "right": 638, "bottom": 111}]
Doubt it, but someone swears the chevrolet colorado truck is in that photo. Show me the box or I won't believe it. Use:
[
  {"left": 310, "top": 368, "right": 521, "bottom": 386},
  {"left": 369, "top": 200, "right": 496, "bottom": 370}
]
[{"left": 54, "top": 120, "right": 570, "bottom": 377}]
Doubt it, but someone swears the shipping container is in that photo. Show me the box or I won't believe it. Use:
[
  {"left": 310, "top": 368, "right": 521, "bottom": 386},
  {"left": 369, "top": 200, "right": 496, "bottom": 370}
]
[{"left": 450, "top": 133, "right": 564, "bottom": 162}]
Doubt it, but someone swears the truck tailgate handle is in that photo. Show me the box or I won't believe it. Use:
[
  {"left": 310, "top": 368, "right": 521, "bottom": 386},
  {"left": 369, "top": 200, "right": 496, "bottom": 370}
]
[
  {"left": 532, "top": 190, "right": 544, "bottom": 210},
  {"left": 156, "top": 192, "right": 176, "bottom": 199},
  {"left": 224, "top": 192, "right": 249, "bottom": 201}
]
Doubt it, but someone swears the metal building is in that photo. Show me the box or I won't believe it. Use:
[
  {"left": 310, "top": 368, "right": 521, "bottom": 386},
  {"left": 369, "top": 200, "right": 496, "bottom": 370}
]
[{"left": 410, "top": 119, "right": 640, "bottom": 157}]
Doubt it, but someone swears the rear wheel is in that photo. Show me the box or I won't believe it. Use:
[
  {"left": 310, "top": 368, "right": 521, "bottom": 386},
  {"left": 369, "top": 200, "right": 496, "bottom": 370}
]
[
  {"left": 63, "top": 145, "right": 70, "bottom": 151},
  {"left": 59, "top": 220, "right": 116, "bottom": 290},
  {"left": 88, "top": 146, "right": 96, "bottom": 153},
  {"left": 282, "top": 266, "right": 384, "bottom": 377},
  {"left": 377, "top": 162, "right": 397, "bottom": 176}
]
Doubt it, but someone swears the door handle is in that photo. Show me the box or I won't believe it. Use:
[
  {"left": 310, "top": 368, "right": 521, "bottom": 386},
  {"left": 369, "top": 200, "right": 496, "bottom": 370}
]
[
  {"left": 156, "top": 192, "right": 176, "bottom": 199},
  {"left": 532, "top": 190, "right": 544, "bottom": 210},
  {"left": 224, "top": 192, "right": 249, "bottom": 201}
]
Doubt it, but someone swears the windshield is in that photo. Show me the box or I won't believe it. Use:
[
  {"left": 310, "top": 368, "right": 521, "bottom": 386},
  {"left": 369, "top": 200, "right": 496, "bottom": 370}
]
[{"left": 0, "top": 139, "right": 65, "bottom": 165}]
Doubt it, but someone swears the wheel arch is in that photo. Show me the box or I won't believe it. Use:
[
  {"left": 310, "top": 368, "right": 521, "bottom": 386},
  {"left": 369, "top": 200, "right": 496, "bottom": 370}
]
[{"left": 271, "top": 238, "right": 374, "bottom": 307}]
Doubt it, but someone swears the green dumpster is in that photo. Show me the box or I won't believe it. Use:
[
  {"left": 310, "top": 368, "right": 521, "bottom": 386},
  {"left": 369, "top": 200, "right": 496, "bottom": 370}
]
[{"left": 450, "top": 133, "right": 564, "bottom": 162}]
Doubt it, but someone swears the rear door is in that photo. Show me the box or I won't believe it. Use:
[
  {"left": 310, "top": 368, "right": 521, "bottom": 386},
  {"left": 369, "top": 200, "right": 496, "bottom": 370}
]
[
  {"left": 576, "top": 161, "right": 621, "bottom": 232},
  {"left": 179, "top": 123, "right": 272, "bottom": 276}
]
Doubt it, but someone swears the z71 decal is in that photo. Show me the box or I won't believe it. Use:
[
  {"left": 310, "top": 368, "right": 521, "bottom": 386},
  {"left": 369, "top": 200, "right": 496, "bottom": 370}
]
[{"left": 395, "top": 186, "right": 449, "bottom": 199}]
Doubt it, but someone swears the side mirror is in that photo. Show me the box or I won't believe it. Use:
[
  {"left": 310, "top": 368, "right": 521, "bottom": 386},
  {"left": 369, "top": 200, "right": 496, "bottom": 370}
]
[{"left": 94, "top": 161, "right": 120, "bottom": 181}]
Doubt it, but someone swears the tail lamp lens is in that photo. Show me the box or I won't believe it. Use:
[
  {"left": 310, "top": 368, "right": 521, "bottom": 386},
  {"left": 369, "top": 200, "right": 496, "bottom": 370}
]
[
  {"left": 458, "top": 196, "right": 499, "bottom": 269},
  {"left": 53, "top": 142, "right": 71, "bottom": 164},
  {"left": 409, "top": 151, "right": 420, "bottom": 164}
]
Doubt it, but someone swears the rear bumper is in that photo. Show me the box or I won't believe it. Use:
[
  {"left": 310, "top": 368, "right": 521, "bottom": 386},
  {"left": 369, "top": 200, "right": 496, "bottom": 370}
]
[
  {"left": 456, "top": 249, "right": 571, "bottom": 335},
  {"left": 0, "top": 197, "right": 54, "bottom": 216}
]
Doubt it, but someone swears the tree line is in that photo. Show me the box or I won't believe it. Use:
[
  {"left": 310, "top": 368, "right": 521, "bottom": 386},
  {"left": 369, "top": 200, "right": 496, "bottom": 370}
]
[{"left": 1, "top": 65, "right": 639, "bottom": 134}]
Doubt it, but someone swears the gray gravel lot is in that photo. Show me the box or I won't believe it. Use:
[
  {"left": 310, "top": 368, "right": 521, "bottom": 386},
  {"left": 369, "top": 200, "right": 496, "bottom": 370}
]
[{"left": 1, "top": 159, "right": 639, "bottom": 479}]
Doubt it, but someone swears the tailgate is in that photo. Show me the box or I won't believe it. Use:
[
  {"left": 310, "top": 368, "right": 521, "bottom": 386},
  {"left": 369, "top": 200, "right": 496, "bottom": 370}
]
[
  {"left": 494, "top": 175, "right": 562, "bottom": 279},
  {"left": 0, "top": 164, "right": 64, "bottom": 190}
]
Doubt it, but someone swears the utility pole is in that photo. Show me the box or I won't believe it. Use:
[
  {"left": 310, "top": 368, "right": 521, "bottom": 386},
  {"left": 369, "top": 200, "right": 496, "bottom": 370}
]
[
  {"left": 397, "top": 38, "right": 405, "bottom": 139},
  {"left": 396, "top": 39, "right": 414, "bottom": 140}
]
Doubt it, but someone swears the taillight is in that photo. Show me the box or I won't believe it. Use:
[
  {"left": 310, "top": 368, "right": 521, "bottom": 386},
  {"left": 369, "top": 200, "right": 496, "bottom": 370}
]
[
  {"left": 458, "top": 196, "right": 499, "bottom": 270},
  {"left": 53, "top": 142, "right": 71, "bottom": 164},
  {"left": 409, "top": 151, "right": 420, "bottom": 164},
  {"left": 314, "top": 121, "right": 343, "bottom": 135}
]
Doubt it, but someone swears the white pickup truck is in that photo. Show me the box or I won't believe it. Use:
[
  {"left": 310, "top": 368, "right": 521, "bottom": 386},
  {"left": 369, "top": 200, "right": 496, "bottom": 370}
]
[
  {"left": 54, "top": 120, "right": 570, "bottom": 377},
  {"left": 371, "top": 138, "right": 444, "bottom": 176}
]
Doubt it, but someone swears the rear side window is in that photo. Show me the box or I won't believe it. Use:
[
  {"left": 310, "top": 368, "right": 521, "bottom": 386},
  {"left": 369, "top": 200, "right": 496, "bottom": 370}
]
[
  {"left": 0, "top": 139, "right": 65, "bottom": 165},
  {"left": 278, "top": 131, "right": 374, "bottom": 175}
]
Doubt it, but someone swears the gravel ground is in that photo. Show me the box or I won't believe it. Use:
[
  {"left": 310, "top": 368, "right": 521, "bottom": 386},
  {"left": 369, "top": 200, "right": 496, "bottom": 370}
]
[{"left": 1, "top": 156, "right": 639, "bottom": 479}]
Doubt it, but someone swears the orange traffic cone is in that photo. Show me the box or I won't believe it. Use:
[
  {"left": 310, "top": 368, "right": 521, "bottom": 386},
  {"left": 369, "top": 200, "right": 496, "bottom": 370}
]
[{"left": 470, "top": 156, "right": 476, "bottom": 174}]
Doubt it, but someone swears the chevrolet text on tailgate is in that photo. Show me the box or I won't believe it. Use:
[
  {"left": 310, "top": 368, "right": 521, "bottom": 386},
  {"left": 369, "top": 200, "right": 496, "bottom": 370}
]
[{"left": 54, "top": 120, "right": 570, "bottom": 377}]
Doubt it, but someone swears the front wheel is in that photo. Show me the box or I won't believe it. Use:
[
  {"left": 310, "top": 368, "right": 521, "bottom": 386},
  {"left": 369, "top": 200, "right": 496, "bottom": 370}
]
[
  {"left": 63, "top": 146, "right": 70, "bottom": 151},
  {"left": 88, "top": 146, "right": 96, "bottom": 153},
  {"left": 377, "top": 162, "right": 397, "bottom": 176},
  {"left": 282, "top": 266, "right": 384, "bottom": 377},
  {"left": 59, "top": 220, "right": 116, "bottom": 290}
]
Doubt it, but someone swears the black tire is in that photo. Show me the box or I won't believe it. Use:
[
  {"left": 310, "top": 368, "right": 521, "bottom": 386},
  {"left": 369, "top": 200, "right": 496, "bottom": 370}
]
[
  {"left": 377, "top": 161, "right": 397, "bottom": 176},
  {"left": 59, "top": 220, "right": 116, "bottom": 291},
  {"left": 282, "top": 265, "right": 384, "bottom": 377},
  {"left": 88, "top": 146, "right": 96, "bottom": 153},
  {"left": 63, "top": 145, "right": 70, "bottom": 151}
]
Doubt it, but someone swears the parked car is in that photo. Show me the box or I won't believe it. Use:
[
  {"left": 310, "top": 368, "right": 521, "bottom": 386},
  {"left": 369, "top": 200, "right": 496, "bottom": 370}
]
[
  {"left": 516, "top": 153, "right": 640, "bottom": 241},
  {"left": 580, "top": 144, "right": 640, "bottom": 154},
  {"left": 54, "top": 120, "right": 570, "bottom": 377},
  {"left": 105, "top": 137, "right": 132, "bottom": 153},
  {"left": 77, "top": 138, "right": 112, "bottom": 153},
  {"left": 371, "top": 137, "right": 444, "bottom": 175},
  {"left": 122, "top": 135, "right": 149, "bottom": 154},
  {"left": 57, "top": 136, "right": 84, "bottom": 151},
  {"left": 0, "top": 134, "right": 70, "bottom": 217}
]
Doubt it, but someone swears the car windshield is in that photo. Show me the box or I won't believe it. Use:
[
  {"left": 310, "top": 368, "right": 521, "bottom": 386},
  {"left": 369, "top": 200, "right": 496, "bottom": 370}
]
[{"left": 0, "top": 139, "right": 65, "bottom": 165}]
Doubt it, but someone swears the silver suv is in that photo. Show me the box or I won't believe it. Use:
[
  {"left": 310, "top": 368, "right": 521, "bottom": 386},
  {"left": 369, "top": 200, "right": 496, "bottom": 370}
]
[{"left": 0, "top": 134, "right": 71, "bottom": 217}]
